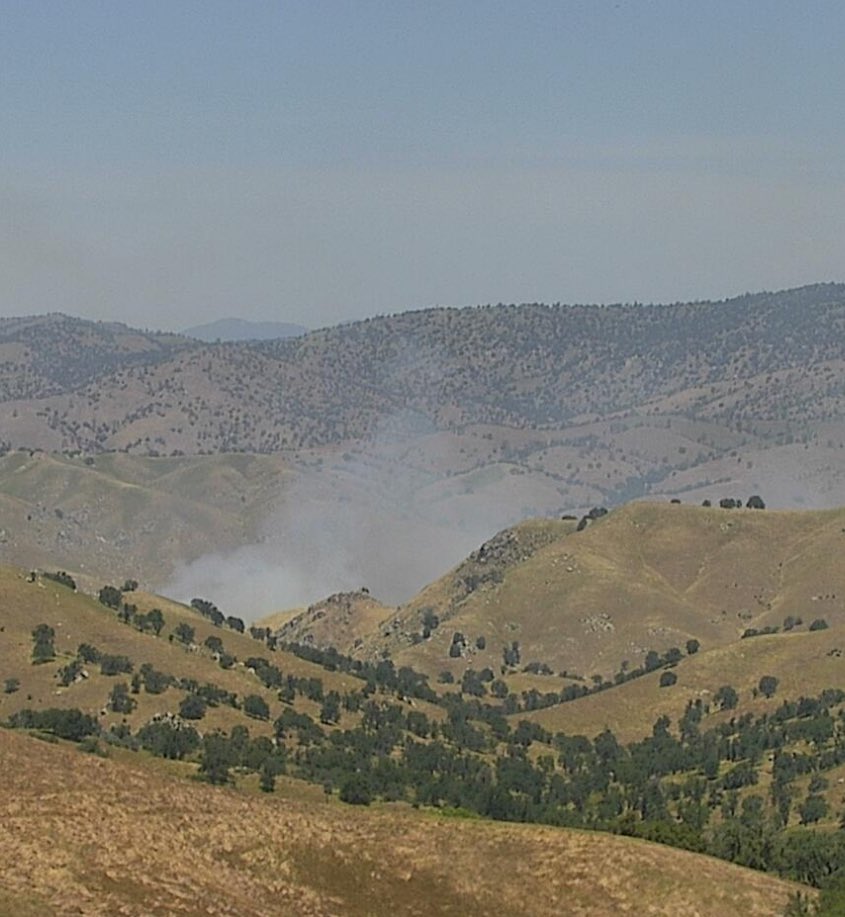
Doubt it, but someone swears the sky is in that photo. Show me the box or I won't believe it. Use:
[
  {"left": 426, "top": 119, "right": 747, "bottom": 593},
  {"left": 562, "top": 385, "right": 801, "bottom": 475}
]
[{"left": 2, "top": 1, "right": 844, "bottom": 332}]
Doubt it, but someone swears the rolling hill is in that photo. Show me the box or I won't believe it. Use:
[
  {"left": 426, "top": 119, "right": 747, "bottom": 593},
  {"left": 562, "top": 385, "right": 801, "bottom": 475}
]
[
  {"left": 1, "top": 284, "right": 844, "bottom": 604},
  {"left": 0, "top": 727, "right": 806, "bottom": 917},
  {"left": 2, "top": 521, "right": 845, "bottom": 906},
  {"left": 1, "top": 283, "right": 844, "bottom": 489},
  {"left": 281, "top": 501, "right": 845, "bottom": 682}
]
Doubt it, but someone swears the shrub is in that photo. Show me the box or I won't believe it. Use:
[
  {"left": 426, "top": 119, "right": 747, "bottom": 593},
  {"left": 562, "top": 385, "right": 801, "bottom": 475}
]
[
  {"left": 659, "top": 671, "right": 678, "bottom": 688},
  {"left": 43, "top": 571, "right": 77, "bottom": 590},
  {"left": 758, "top": 675, "right": 779, "bottom": 698},
  {"left": 243, "top": 694, "right": 270, "bottom": 721},
  {"left": 339, "top": 775, "right": 372, "bottom": 806},
  {"left": 179, "top": 694, "right": 208, "bottom": 720},
  {"left": 100, "top": 655, "right": 133, "bottom": 676}
]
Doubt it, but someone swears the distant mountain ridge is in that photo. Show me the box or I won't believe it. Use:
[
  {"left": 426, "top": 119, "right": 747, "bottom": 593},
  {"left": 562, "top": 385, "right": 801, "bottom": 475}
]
[
  {"left": 182, "top": 317, "right": 307, "bottom": 342},
  {"left": 0, "top": 284, "right": 843, "bottom": 546}
]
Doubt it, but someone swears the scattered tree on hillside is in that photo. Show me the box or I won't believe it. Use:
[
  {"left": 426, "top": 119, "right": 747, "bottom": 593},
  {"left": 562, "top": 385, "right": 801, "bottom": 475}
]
[
  {"left": 100, "top": 654, "right": 133, "bottom": 676},
  {"left": 98, "top": 585, "right": 122, "bottom": 609},
  {"left": 31, "top": 623, "right": 56, "bottom": 664},
  {"left": 199, "top": 733, "right": 233, "bottom": 785},
  {"left": 173, "top": 622, "right": 195, "bottom": 645},
  {"left": 109, "top": 682, "right": 136, "bottom": 714},
  {"left": 143, "top": 608, "right": 166, "bottom": 636},
  {"left": 179, "top": 694, "right": 207, "bottom": 720},
  {"left": 243, "top": 694, "right": 270, "bottom": 721},
  {"left": 205, "top": 635, "right": 224, "bottom": 654},
  {"left": 715, "top": 685, "right": 739, "bottom": 710},
  {"left": 57, "top": 658, "right": 84, "bottom": 686},
  {"left": 759, "top": 675, "right": 780, "bottom": 699},
  {"left": 319, "top": 691, "right": 341, "bottom": 724}
]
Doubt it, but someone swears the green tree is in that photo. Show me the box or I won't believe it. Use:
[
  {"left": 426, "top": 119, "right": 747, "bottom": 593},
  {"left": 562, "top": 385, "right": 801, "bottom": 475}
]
[
  {"left": 100, "top": 654, "right": 133, "bottom": 676},
  {"left": 31, "top": 624, "right": 56, "bottom": 664},
  {"left": 109, "top": 682, "right": 136, "bottom": 714},
  {"left": 146, "top": 608, "right": 166, "bottom": 636},
  {"left": 758, "top": 675, "right": 779, "bottom": 699},
  {"left": 259, "top": 762, "right": 276, "bottom": 793},
  {"left": 243, "top": 694, "right": 270, "bottom": 721},
  {"left": 173, "top": 622, "right": 195, "bottom": 645},
  {"left": 57, "top": 658, "right": 84, "bottom": 686},
  {"left": 77, "top": 643, "right": 102, "bottom": 663},
  {"left": 199, "top": 733, "right": 233, "bottom": 785},
  {"left": 715, "top": 685, "right": 739, "bottom": 710},
  {"left": 98, "top": 585, "right": 122, "bottom": 609},
  {"left": 319, "top": 691, "right": 341, "bottom": 725},
  {"left": 204, "top": 635, "right": 225, "bottom": 654},
  {"left": 798, "top": 794, "right": 829, "bottom": 825},
  {"left": 339, "top": 774, "right": 372, "bottom": 805},
  {"left": 179, "top": 694, "right": 207, "bottom": 720}
]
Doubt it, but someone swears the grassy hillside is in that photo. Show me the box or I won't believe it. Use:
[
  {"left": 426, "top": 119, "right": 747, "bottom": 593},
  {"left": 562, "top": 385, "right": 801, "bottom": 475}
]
[
  {"left": 0, "top": 450, "right": 291, "bottom": 589},
  {"left": 0, "top": 565, "right": 362, "bottom": 739},
  {"left": 4, "top": 547, "right": 845, "bottom": 899},
  {"left": 272, "top": 589, "right": 395, "bottom": 655},
  {"left": 527, "top": 625, "right": 845, "bottom": 743},
  {"left": 351, "top": 502, "right": 845, "bottom": 684},
  {"left": 0, "top": 727, "right": 808, "bottom": 916}
]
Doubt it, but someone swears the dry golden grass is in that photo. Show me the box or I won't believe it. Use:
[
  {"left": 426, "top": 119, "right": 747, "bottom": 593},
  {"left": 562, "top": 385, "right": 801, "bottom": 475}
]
[
  {"left": 526, "top": 626, "right": 845, "bottom": 742},
  {"left": 269, "top": 590, "right": 396, "bottom": 656},
  {"left": 0, "top": 567, "right": 359, "bottom": 737},
  {"left": 366, "top": 502, "right": 845, "bottom": 686},
  {"left": 0, "top": 729, "right": 808, "bottom": 917},
  {"left": 0, "top": 450, "right": 292, "bottom": 591}
]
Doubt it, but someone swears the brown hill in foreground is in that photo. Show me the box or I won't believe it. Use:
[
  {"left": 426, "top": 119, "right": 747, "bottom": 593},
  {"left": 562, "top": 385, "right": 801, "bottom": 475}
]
[{"left": 0, "top": 728, "right": 807, "bottom": 917}]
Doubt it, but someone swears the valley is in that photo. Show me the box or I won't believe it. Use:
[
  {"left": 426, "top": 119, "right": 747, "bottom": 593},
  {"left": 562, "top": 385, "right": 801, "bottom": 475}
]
[{"left": 2, "top": 287, "right": 845, "bottom": 914}]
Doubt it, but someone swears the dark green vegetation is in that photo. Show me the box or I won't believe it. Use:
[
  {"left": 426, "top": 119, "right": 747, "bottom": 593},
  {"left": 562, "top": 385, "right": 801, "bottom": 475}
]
[{"left": 2, "top": 562, "right": 844, "bottom": 903}]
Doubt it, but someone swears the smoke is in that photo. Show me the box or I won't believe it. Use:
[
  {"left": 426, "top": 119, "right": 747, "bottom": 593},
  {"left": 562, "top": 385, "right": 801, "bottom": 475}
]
[{"left": 164, "top": 396, "right": 519, "bottom": 622}]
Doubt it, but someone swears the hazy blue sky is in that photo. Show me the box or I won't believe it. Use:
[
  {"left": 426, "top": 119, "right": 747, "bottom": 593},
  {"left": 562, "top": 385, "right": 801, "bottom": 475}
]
[{"left": 2, "top": 1, "right": 844, "bottom": 330}]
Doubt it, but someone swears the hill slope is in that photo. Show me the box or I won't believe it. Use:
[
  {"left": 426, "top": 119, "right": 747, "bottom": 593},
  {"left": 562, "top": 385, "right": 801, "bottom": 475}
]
[
  {"left": 308, "top": 502, "right": 845, "bottom": 682},
  {"left": 0, "top": 727, "right": 807, "bottom": 916},
  {"left": 1, "top": 285, "right": 844, "bottom": 503}
]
